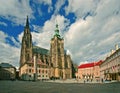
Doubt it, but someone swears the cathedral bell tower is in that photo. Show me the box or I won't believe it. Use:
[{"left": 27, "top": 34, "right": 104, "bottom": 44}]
[
  {"left": 50, "top": 24, "right": 65, "bottom": 79},
  {"left": 20, "top": 16, "right": 33, "bottom": 67}
]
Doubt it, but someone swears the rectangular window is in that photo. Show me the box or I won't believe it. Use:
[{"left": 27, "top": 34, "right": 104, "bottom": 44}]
[
  {"left": 29, "top": 69, "right": 31, "bottom": 73},
  {"left": 46, "top": 70, "right": 47, "bottom": 73},
  {"left": 42, "top": 70, "right": 44, "bottom": 73},
  {"left": 29, "top": 75, "right": 31, "bottom": 77},
  {"left": 39, "top": 70, "right": 41, "bottom": 73}
]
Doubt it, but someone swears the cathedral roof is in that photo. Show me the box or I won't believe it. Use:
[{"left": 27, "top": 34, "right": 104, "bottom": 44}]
[{"left": 33, "top": 46, "right": 49, "bottom": 55}]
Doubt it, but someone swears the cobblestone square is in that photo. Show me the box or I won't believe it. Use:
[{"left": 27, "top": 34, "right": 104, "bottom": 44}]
[{"left": 0, "top": 80, "right": 120, "bottom": 93}]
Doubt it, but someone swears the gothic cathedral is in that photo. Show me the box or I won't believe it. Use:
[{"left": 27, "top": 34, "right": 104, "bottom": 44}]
[{"left": 19, "top": 17, "right": 73, "bottom": 80}]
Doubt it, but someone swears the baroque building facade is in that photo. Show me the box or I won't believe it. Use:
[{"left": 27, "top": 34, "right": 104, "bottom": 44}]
[
  {"left": 19, "top": 17, "right": 73, "bottom": 80},
  {"left": 100, "top": 44, "right": 120, "bottom": 81},
  {"left": 77, "top": 60, "right": 102, "bottom": 81}
]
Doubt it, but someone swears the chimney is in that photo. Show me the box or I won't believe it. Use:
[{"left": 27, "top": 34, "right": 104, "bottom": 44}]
[{"left": 115, "top": 44, "right": 119, "bottom": 51}]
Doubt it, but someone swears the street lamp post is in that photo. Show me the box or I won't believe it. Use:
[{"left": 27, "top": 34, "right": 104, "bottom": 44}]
[{"left": 33, "top": 55, "right": 37, "bottom": 81}]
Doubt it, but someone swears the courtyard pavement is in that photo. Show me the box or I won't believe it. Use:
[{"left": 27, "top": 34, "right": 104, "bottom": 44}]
[
  {"left": 0, "top": 80, "right": 120, "bottom": 93},
  {"left": 45, "top": 79, "right": 114, "bottom": 84}
]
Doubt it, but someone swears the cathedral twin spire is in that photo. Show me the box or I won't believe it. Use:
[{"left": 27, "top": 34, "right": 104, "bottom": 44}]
[{"left": 25, "top": 16, "right": 60, "bottom": 38}]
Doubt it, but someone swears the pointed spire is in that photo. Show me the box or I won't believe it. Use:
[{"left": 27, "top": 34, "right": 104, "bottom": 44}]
[
  {"left": 55, "top": 24, "right": 59, "bottom": 35},
  {"left": 24, "top": 16, "right": 31, "bottom": 34},
  {"left": 26, "top": 15, "right": 29, "bottom": 28}
]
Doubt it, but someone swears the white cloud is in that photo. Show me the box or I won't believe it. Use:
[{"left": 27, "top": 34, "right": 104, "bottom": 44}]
[
  {"left": 32, "top": 0, "right": 53, "bottom": 13},
  {"left": 0, "top": 31, "right": 7, "bottom": 41},
  {"left": 64, "top": 0, "right": 120, "bottom": 65},
  {"left": 18, "top": 32, "right": 23, "bottom": 44},
  {"left": 65, "top": 19, "right": 92, "bottom": 50},
  {"left": 0, "top": 31, "right": 20, "bottom": 67},
  {"left": 1, "top": 0, "right": 120, "bottom": 67},
  {"left": 54, "top": 0, "right": 65, "bottom": 15},
  {"left": 36, "top": 0, "right": 52, "bottom": 5},
  {"left": 10, "top": 37, "right": 20, "bottom": 47},
  {"left": 94, "top": 0, "right": 120, "bottom": 21},
  {"left": 32, "top": 15, "right": 70, "bottom": 49},
  {"left": 65, "top": 0, "right": 98, "bottom": 19},
  {"left": 98, "top": 32, "right": 120, "bottom": 47},
  {"left": 0, "top": 0, "right": 33, "bottom": 25},
  {"left": 30, "top": 0, "right": 120, "bottom": 65},
  {"left": 32, "top": 25, "right": 42, "bottom": 32}
]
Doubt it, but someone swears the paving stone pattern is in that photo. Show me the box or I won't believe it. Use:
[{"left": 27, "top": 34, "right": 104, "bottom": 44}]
[{"left": 0, "top": 80, "right": 120, "bottom": 93}]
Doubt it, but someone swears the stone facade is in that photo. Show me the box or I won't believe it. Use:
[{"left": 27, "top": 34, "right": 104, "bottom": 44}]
[
  {"left": 19, "top": 17, "right": 73, "bottom": 80},
  {"left": 20, "top": 60, "right": 50, "bottom": 80},
  {"left": 100, "top": 44, "right": 120, "bottom": 81}
]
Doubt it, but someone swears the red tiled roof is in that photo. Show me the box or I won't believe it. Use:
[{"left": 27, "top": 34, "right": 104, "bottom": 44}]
[{"left": 78, "top": 60, "right": 103, "bottom": 69}]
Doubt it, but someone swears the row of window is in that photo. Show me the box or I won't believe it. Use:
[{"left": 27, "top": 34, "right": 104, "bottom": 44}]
[
  {"left": 28, "top": 69, "right": 49, "bottom": 74},
  {"left": 101, "top": 56, "right": 120, "bottom": 71},
  {"left": 38, "top": 75, "right": 48, "bottom": 77},
  {"left": 29, "top": 64, "right": 48, "bottom": 68},
  {"left": 28, "top": 74, "right": 48, "bottom": 78}
]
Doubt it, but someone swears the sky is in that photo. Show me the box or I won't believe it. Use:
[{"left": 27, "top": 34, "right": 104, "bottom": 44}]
[{"left": 0, "top": 0, "right": 120, "bottom": 68}]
